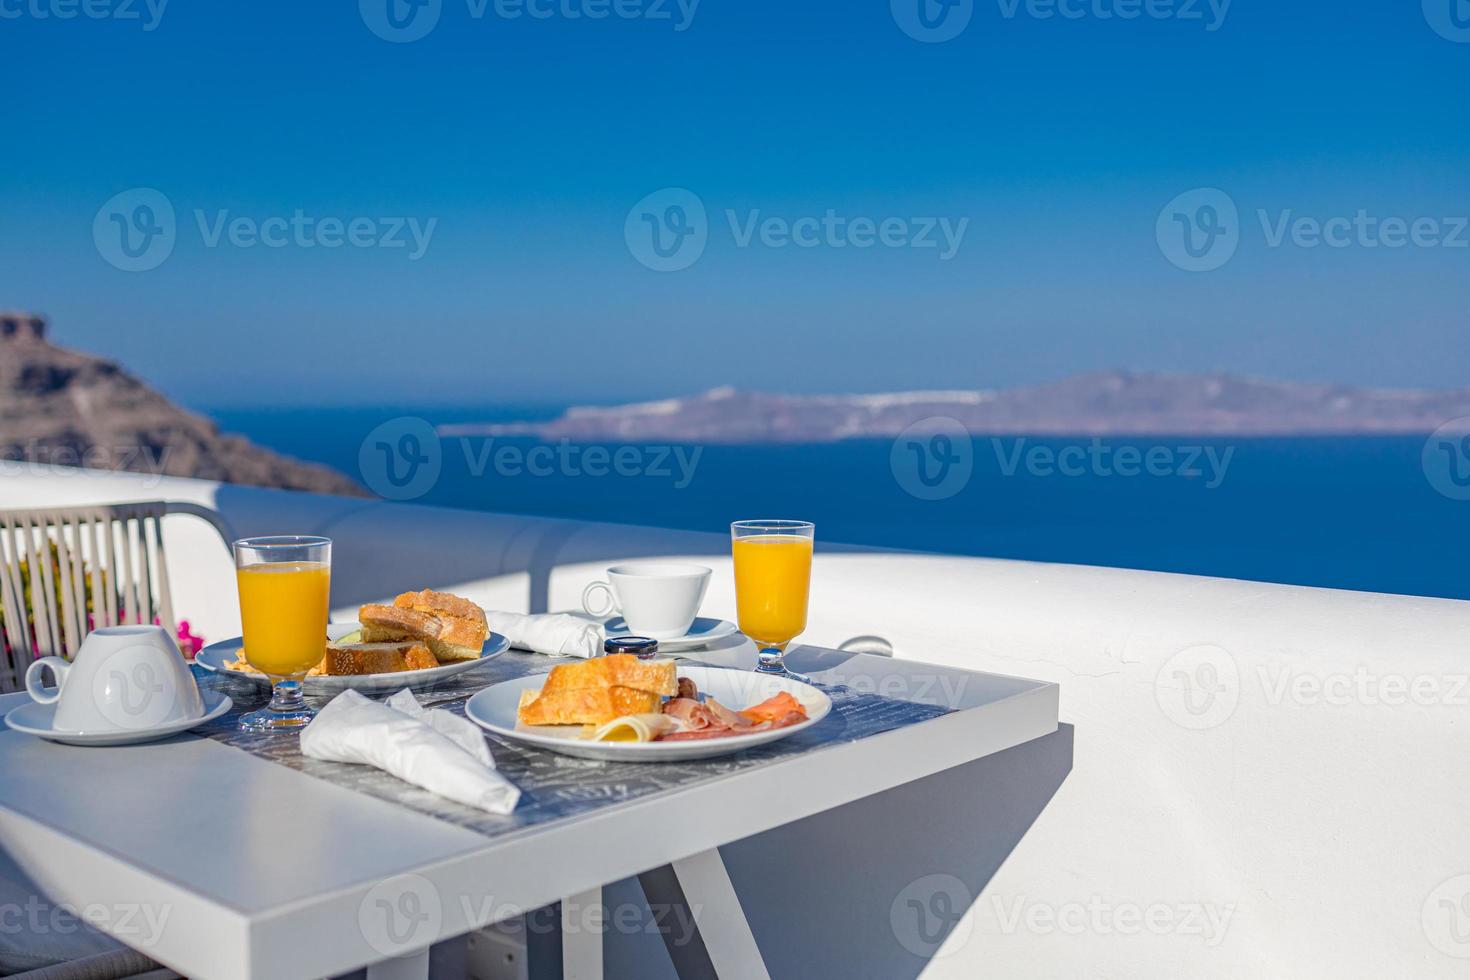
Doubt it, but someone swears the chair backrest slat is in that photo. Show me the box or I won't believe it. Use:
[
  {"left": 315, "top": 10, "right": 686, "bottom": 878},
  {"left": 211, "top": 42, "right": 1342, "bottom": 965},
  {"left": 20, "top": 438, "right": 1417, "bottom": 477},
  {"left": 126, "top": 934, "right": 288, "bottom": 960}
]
[
  {"left": 87, "top": 513, "right": 108, "bottom": 631},
  {"left": 25, "top": 517, "right": 62, "bottom": 659},
  {"left": 0, "top": 524, "right": 29, "bottom": 693},
  {"left": 0, "top": 502, "right": 235, "bottom": 690},
  {"left": 52, "top": 514, "right": 81, "bottom": 656}
]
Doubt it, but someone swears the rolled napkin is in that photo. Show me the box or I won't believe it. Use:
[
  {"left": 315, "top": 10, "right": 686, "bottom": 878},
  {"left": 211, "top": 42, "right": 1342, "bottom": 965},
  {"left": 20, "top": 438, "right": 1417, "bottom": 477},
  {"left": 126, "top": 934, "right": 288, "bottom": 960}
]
[
  {"left": 485, "top": 610, "right": 604, "bottom": 659},
  {"left": 300, "top": 688, "right": 520, "bottom": 815}
]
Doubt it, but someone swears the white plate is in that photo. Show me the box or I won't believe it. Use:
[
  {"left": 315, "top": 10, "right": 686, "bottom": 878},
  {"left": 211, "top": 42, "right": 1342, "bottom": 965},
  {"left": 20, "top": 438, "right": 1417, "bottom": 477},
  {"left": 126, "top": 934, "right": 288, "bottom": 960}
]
[
  {"left": 603, "top": 616, "right": 739, "bottom": 653},
  {"left": 195, "top": 623, "right": 509, "bottom": 693},
  {"left": 4, "top": 690, "right": 234, "bottom": 746},
  {"left": 464, "top": 665, "right": 831, "bottom": 762}
]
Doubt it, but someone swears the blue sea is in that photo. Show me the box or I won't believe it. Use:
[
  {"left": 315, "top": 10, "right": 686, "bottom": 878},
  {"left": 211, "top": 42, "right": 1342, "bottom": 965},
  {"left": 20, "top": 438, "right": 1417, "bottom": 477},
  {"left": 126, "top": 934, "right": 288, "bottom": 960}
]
[{"left": 211, "top": 406, "right": 1468, "bottom": 602}]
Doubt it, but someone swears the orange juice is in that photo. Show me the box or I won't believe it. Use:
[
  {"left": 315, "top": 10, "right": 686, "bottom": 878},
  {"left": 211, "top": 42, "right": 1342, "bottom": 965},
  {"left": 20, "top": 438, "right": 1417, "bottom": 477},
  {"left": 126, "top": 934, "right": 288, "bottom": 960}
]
[
  {"left": 237, "top": 561, "right": 330, "bottom": 676},
  {"left": 732, "top": 535, "right": 812, "bottom": 648}
]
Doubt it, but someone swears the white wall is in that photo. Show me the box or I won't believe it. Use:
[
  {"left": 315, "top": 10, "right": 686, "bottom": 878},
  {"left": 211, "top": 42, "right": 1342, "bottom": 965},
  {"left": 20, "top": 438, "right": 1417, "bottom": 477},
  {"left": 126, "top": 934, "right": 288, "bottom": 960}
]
[{"left": 3, "top": 467, "right": 1467, "bottom": 978}]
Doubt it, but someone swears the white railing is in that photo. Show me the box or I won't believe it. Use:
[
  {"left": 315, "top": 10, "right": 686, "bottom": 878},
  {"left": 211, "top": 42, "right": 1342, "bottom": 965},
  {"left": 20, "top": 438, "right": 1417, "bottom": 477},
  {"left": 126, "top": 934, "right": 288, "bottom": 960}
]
[{"left": 2, "top": 465, "right": 1467, "bottom": 978}]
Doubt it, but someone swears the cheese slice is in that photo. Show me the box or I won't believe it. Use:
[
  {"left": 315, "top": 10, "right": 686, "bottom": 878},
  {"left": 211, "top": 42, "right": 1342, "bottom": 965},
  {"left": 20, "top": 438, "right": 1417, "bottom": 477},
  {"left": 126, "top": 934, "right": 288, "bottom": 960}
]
[{"left": 587, "top": 713, "right": 680, "bottom": 743}]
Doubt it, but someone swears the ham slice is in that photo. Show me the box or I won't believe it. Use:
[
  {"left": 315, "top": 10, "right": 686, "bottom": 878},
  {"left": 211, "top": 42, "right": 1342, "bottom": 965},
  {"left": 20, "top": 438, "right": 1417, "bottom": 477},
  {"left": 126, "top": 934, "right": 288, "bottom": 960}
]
[
  {"left": 739, "top": 692, "right": 807, "bottom": 726},
  {"left": 662, "top": 697, "right": 719, "bottom": 731},
  {"left": 656, "top": 685, "right": 811, "bottom": 742}
]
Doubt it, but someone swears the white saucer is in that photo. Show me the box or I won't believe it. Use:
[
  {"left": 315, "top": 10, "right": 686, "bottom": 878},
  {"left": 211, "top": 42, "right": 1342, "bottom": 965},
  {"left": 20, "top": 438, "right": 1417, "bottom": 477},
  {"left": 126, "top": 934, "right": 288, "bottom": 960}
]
[
  {"left": 603, "top": 616, "right": 739, "bottom": 653},
  {"left": 4, "top": 690, "right": 233, "bottom": 747}
]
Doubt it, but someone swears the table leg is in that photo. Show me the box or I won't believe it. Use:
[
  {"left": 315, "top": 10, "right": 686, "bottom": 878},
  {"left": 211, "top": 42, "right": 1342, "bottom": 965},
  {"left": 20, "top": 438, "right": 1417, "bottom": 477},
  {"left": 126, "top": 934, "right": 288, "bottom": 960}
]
[
  {"left": 364, "top": 947, "right": 429, "bottom": 980},
  {"left": 638, "top": 849, "right": 771, "bottom": 980},
  {"left": 562, "top": 886, "right": 604, "bottom": 980}
]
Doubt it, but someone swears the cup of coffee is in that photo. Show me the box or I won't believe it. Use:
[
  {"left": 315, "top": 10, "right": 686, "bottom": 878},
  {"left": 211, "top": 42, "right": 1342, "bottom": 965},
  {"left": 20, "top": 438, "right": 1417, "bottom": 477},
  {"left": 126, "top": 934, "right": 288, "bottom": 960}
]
[
  {"left": 24, "top": 625, "right": 205, "bottom": 733},
  {"left": 582, "top": 562, "right": 712, "bottom": 640}
]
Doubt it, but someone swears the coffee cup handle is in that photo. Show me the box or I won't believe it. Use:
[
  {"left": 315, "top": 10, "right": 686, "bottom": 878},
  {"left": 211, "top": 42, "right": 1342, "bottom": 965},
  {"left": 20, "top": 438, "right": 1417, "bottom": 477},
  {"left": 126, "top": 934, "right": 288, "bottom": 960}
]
[
  {"left": 582, "top": 582, "right": 620, "bottom": 619},
  {"left": 25, "top": 657, "right": 71, "bottom": 705}
]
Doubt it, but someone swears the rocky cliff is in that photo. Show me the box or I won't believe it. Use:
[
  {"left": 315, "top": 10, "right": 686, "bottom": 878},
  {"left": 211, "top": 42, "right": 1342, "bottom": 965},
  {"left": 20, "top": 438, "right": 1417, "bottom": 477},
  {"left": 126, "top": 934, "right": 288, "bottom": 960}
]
[{"left": 0, "top": 313, "right": 365, "bottom": 496}]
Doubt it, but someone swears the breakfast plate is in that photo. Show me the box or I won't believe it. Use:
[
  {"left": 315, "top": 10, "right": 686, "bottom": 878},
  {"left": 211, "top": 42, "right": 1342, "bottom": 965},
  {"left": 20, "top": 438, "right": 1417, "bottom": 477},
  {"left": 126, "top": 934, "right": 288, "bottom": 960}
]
[
  {"left": 464, "top": 665, "right": 832, "bottom": 762},
  {"left": 4, "top": 690, "right": 234, "bottom": 747},
  {"left": 196, "top": 623, "right": 509, "bottom": 693},
  {"left": 602, "top": 616, "right": 739, "bottom": 653}
]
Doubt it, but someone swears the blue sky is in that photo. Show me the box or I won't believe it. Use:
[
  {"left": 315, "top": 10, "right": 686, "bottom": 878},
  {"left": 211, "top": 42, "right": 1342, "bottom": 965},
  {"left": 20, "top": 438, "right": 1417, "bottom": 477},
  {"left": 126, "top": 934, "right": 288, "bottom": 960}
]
[{"left": 2, "top": 0, "right": 1467, "bottom": 407}]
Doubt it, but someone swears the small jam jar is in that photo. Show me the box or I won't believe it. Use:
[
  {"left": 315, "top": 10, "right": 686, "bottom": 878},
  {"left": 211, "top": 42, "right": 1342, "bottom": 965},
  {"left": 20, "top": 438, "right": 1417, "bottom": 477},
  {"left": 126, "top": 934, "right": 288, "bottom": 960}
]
[{"left": 603, "top": 636, "right": 659, "bottom": 659}]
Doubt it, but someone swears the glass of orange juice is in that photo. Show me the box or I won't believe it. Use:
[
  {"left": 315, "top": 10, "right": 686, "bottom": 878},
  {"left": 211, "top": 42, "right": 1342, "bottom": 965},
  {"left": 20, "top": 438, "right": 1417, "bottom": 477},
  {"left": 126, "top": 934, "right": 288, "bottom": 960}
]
[
  {"left": 233, "top": 536, "right": 331, "bottom": 733},
  {"left": 731, "top": 520, "right": 814, "bottom": 681}
]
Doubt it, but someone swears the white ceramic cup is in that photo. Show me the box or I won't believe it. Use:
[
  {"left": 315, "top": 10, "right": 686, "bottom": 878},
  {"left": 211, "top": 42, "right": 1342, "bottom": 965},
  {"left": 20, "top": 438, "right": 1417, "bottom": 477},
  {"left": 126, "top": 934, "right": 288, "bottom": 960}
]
[
  {"left": 582, "top": 562, "right": 712, "bottom": 640},
  {"left": 24, "top": 625, "right": 205, "bottom": 733}
]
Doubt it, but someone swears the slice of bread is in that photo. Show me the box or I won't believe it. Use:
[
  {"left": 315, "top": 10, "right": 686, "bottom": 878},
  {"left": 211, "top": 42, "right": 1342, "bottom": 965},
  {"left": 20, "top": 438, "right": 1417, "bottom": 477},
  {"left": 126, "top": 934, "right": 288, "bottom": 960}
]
[
  {"left": 394, "top": 590, "right": 488, "bottom": 662},
  {"left": 538, "top": 654, "right": 678, "bottom": 698},
  {"left": 360, "top": 604, "right": 440, "bottom": 643},
  {"left": 324, "top": 641, "right": 438, "bottom": 676},
  {"left": 516, "top": 685, "right": 662, "bottom": 726},
  {"left": 358, "top": 592, "right": 488, "bottom": 663},
  {"left": 359, "top": 602, "right": 485, "bottom": 664}
]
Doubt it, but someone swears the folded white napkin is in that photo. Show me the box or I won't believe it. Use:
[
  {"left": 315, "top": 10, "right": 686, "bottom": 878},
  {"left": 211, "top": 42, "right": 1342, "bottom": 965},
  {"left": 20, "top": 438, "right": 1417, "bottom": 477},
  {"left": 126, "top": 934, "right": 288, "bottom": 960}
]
[
  {"left": 300, "top": 689, "right": 520, "bottom": 815},
  {"left": 485, "top": 610, "right": 604, "bottom": 659}
]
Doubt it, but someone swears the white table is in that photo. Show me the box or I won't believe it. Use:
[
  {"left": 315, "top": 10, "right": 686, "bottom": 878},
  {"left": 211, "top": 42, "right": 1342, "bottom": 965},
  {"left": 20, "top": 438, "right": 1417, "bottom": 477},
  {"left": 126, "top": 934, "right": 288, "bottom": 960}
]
[{"left": 0, "top": 643, "right": 1058, "bottom": 980}]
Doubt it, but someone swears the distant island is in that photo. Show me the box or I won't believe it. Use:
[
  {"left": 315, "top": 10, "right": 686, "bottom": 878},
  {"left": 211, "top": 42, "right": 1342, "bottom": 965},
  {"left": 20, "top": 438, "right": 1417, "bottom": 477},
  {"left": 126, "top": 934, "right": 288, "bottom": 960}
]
[
  {"left": 0, "top": 312, "right": 365, "bottom": 495},
  {"left": 440, "top": 374, "right": 1470, "bottom": 443}
]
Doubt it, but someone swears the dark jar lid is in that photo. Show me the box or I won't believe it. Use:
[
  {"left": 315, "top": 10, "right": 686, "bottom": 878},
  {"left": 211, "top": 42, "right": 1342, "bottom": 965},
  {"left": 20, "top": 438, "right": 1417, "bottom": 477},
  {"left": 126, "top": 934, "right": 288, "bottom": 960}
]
[{"left": 604, "top": 636, "right": 659, "bottom": 658}]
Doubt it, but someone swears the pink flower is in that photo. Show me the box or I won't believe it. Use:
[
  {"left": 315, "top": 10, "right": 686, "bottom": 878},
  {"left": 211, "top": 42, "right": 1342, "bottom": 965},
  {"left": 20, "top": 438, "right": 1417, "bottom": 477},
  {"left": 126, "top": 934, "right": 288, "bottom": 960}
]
[{"left": 175, "top": 619, "right": 205, "bottom": 658}]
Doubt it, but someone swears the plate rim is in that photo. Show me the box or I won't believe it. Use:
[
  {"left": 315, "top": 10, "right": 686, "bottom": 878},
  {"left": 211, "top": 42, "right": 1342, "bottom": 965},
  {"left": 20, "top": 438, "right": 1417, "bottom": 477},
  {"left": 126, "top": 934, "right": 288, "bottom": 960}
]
[
  {"left": 4, "top": 689, "right": 233, "bottom": 740},
  {"left": 196, "top": 625, "right": 509, "bottom": 686},
  {"left": 464, "top": 664, "right": 831, "bottom": 756}
]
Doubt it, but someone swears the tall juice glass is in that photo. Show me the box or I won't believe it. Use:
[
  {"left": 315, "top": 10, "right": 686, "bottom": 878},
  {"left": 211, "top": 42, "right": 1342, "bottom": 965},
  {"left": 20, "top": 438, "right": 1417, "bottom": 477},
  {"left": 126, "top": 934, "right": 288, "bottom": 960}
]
[
  {"left": 234, "top": 536, "right": 331, "bottom": 732},
  {"left": 731, "top": 520, "right": 814, "bottom": 681}
]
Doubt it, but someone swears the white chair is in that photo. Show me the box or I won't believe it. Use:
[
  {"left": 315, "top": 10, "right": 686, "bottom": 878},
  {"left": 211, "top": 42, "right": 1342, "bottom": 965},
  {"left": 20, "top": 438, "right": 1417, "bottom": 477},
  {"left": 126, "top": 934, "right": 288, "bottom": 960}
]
[{"left": 0, "top": 502, "right": 235, "bottom": 693}]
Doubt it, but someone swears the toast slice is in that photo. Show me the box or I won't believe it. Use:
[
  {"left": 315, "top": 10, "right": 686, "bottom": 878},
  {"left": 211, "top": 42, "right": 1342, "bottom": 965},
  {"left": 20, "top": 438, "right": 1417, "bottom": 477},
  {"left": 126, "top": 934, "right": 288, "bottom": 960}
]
[
  {"left": 324, "top": 641, "right": 438, "bottom": 676},
  {"left": 516, "top": 685, "right": 662, "bottom": 726},
  {"left": 359, "top": 604, "right": 439, "bottom": 642},
  {"left": 394, "top": 590, "right": 488, "bottom": 662},
  {"left": 538, "top": 654, "right": 678, "bottom": 698},
  {"left": 359, "top": 602, "right": 485, "bottom": 663}
]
